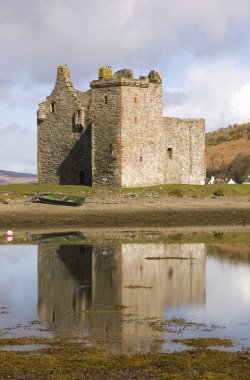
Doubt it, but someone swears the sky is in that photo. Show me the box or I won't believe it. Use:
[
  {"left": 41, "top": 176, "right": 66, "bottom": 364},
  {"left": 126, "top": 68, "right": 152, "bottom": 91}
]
[{"left": 1, "top": 0, "right": 250, "bottom": 174}]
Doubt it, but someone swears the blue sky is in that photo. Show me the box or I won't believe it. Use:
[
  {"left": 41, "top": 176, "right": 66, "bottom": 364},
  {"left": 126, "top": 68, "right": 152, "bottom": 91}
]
[{"left": 1, "top": 0, "right": 250, "bottom": 174}]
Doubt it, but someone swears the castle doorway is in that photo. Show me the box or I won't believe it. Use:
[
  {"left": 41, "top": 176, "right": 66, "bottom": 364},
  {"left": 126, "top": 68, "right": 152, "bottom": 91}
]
[{"left": 79, "top": 170, "right": 86, "bottom": 185}]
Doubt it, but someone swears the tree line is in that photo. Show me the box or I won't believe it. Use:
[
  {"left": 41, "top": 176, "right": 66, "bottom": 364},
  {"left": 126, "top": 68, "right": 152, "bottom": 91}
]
[{"left": 207, "top": 154, "right": 250, "bottom": 183}]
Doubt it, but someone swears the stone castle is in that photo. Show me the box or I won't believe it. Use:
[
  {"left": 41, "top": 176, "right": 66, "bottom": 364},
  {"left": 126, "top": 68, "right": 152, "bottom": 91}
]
[{"left": 37, "top": 65, "right": 205, "bottom": 186}]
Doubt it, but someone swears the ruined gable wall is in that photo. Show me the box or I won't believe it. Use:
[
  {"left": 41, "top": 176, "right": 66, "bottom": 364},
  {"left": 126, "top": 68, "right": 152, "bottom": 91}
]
[
  {"left": 163, "top": 117, "right": 205, "bottom": 184},
  {"left": 120, "top": 80, "right": 165, "bottom": 187},
  {"left": 37, "top": 66, "right": 92, "bottom": 184}
]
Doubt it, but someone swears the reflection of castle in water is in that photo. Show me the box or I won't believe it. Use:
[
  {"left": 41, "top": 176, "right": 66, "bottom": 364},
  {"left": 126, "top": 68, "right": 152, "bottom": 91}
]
[{"left": 38, "top": 243, "right": 206, "bottom": 351}]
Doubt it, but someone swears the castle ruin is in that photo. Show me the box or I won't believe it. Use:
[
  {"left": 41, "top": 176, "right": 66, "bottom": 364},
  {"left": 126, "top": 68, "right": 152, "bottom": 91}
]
[{"left": 37, "top": 65, "right": 205, "bottom": 186}]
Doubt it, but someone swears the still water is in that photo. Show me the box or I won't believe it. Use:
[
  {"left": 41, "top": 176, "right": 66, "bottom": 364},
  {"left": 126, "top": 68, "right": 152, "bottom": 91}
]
[{"left": 0, "top": 238, "right": 250, "bottom": 353}]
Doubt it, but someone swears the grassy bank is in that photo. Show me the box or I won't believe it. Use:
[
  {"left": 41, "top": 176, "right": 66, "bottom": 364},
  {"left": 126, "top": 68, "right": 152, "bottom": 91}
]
[
  {"left": 0, "top": 184, "right": 250, "bottom": 230},
  {"left": 0, "top": 183, "right": 250, "bottom": 199}
]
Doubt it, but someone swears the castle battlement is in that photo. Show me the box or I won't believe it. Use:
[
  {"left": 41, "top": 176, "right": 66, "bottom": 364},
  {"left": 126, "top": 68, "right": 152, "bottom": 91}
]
[
  {"left": 90, "top": 67, "right": 161, "bottom": 89},
  {"left": 90, "top": 77, "right": 150, "bottom": 88},
  {"left": 37, "top": 65, "right": 205, "bottom": 186}
]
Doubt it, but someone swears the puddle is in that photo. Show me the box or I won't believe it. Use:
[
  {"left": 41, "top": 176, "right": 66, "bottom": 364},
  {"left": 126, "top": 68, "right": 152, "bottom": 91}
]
[{"left": 0, "top": 234, "right": 250, "bottom": 353}]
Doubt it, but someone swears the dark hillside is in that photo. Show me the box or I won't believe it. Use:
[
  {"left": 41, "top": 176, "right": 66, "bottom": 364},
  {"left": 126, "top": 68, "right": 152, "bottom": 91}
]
[{"left": 206, "top": 122, "right": 250, "bottom": 182}]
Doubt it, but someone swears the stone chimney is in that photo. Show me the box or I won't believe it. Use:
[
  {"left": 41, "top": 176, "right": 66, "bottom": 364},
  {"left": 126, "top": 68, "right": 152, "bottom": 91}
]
[
  {"left": 56, "top": 65, "right": 72, "bottom": 85},
  {"left": 98, "top": 66, "right": 112, "bottom": 79}
]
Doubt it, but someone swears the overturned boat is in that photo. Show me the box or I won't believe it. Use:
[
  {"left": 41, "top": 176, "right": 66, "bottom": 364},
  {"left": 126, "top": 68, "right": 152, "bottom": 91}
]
[{"left": 32, "top": 193, "right": 85, "bottom": 206}]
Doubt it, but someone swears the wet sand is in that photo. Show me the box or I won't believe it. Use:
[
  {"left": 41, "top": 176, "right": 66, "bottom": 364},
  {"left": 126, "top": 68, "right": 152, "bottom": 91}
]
[{"left": 0, "top": 196, "right": 249, "bottom": 230}]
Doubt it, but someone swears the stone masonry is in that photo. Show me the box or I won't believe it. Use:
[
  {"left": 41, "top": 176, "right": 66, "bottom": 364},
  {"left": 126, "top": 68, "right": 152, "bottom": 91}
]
[{"left": 37, "top": 66, "right": 205, "bottom": 186}]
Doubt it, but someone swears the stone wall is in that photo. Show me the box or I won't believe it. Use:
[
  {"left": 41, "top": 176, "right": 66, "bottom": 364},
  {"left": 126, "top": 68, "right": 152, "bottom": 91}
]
[
  {"left": 163, "top": 117, "right": 206, "bottom": 184},
  {"left": 37, "top": 66, "right": 92, "bottom": 185},
  {"left": 120, "top": 79, "right": 165, "bottom": 187},
  {"left": 90, "top": 78, "right": 122, "bottom": 186}
]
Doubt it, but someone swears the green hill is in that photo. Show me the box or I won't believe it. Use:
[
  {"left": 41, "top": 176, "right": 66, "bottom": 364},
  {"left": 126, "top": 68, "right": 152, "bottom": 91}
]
[{"left": 206, "top": 122, "right": 250, "bottom": 147}]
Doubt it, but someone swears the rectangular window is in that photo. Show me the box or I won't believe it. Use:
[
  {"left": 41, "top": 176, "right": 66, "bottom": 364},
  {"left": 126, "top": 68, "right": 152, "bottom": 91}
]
[
  {"left": 140, "top": 148, "right": 143, "bottom": 161},
  {"left": 109, "top": 144, "right": 114, "bottom": 157},
  {"left": 167, "top": 148, "right": 173, "bottom": 159},
  {"left": 50, "top": 102, "right": 55, "bottom": 113}
]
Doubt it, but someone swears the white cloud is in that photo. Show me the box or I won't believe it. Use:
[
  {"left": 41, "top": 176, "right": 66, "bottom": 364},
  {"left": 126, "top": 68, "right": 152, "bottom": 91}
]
[
  {"left": 0, "top": 123, "right": 36, "bottom": 173},
  {"left": 1, "top": 0, "right": 250, "bottom": 171},
  {"left": 0, "top": 0, "right": 250, "bottom": 83},
  {"left": 230, "top": 84, "right": 250, "bottom": 122},
  {"left": 165, "top": 59, "right": 250, "bottom": 131}
]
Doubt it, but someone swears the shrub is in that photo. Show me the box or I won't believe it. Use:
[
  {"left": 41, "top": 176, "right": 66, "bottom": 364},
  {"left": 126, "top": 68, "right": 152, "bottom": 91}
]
[
  {"left": 168, "top": 188, "right": 183, "bottom": 198},
  {"left": 213, "top": 188, "right": 224, "bottom": 197}
]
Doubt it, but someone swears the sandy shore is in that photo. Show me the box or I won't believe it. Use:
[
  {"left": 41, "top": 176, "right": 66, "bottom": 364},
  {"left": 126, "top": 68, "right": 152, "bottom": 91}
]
[{"left": 0, "top": 196, "right": 249, "bottom": 230}]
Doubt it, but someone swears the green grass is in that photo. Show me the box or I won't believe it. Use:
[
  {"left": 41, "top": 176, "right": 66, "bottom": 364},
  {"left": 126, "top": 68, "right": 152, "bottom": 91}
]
[
  {"left": 0, "top": 184, "right": 96, "bottom": 195},
  {"left": 123, "top": 183, "right": 250, "bottom": 198},
  {"left": 0, "top": 183, "right": 250, "bottom": 198},
  {"left": 144, "top": 183, "right": 250, "bottom": 197}
]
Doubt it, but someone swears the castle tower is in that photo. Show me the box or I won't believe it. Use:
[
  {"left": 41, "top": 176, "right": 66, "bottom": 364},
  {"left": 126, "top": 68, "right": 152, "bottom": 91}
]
[
  {"left": 90, "top": 67, "right": 122, "bottom": 186},
  {"left": 90, "top": 68, "right": 165, "bottom": 186}
]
